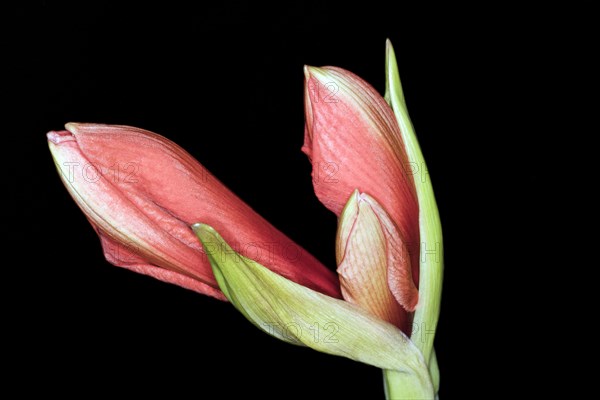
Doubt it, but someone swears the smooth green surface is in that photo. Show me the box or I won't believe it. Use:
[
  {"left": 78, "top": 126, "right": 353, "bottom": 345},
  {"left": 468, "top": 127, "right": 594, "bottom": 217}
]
[
  {"left": 429, "top": 349, "right": 440, "bottom": 393},
  {"left": 384, "top": 369, "right": 435, "bottom": 400},
  {"left": 194, "top": 223, "right": 434, "bottom": 398}
]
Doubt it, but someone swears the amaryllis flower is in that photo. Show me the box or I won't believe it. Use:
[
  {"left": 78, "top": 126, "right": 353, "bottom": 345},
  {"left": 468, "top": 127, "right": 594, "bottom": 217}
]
[
  {"left": 303, "top": 65, "right": 420, "bottom": 334},
  {"left": 47, "top": 40, "right": 442, "bottom": 400},
  {"left": 191, "top": 41, "right": 442, "bottom": 399},
  {"left": 47, "top": 123, "right": 341, "bottom": 300}
]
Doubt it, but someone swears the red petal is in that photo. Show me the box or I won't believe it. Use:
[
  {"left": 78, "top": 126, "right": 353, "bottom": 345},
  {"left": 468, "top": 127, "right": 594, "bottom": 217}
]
[
  {"left": 303, "top": 67, "right": 420, "bottom": 289},
  {"left": 98, "top": 232, "right": 226, "bottom": 300},
  {"left": 48, "top": 124, "right": 341, "bottom": 299}
]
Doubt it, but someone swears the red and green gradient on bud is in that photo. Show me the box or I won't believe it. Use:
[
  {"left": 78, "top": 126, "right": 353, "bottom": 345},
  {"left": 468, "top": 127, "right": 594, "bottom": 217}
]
[
  {"left": 303, "top": 63, "right": 421, "bottom": 333},
  {"left": 303, "top": 41, "right": 443, "bottom": 397},
  {"left": 336, "top": 191, "right": 418, "bottom": 333},
  {"left": 47, "top": 123, "right": 341, "bottom": 300}
]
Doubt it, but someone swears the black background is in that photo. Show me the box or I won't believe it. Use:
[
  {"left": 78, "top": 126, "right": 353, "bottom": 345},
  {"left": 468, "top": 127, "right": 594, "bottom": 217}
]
[{"left": 5, "top": 2, "right": 591, "bottom": 398}]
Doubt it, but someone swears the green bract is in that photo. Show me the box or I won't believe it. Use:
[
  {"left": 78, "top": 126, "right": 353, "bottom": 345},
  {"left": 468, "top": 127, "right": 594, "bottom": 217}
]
[
  {"left": 193, "top": 223, "right": 434, "bottom": 399},
  {"left": 384, "top": 39, "right": 444, "bottom": 395}
]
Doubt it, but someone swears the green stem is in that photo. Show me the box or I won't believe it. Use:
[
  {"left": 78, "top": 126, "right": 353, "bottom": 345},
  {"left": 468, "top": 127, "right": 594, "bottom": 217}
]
[{"left": 383, "top": 367, "right": 435, "bottom": 400}]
